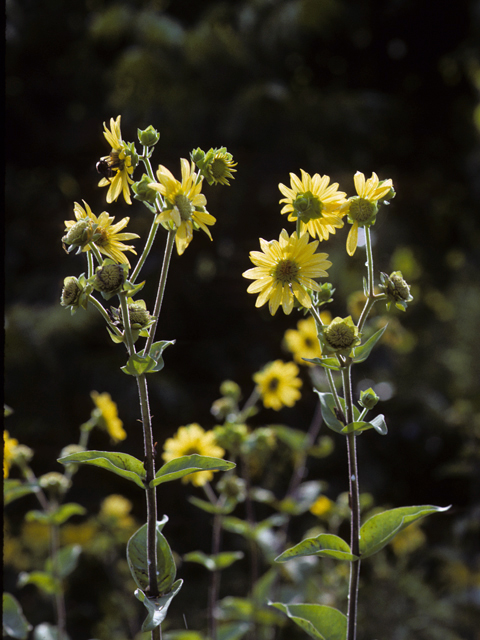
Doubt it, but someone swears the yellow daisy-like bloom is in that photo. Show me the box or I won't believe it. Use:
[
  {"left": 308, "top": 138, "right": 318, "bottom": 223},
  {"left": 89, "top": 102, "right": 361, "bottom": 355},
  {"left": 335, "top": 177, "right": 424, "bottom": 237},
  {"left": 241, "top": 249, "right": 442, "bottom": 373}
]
[
  {"left": 342, "top": 172, "right": 394, "bottom": 256},
  {"left": 310, "top": 495, "right": 334, "bottom": 517},
  {"left": 4, "top": 430, "right": 19, "bottom": 478},
  {"left": 91, "top": 391, "right": 127, "bottom": 443},
  {"left": 149, "top": 159, "right": 215, "bottom": 256},
  {"left": 283, "top": 312, "right": 331, "bottom": 366},
  {"left": 64, "top": 201, "right": 139, "bottom": 266},
  {"left": 98, "top": 116, "right": 135, "bottom": 205},
  {"left": 162, "top": 424, "right": 225, "bottom": 487},
  {"left": 253, "top": 360, "right": 302, "bottom": 411},
  {"left": 279, "top": 170, "right": 347, "bottom": 241},
  {"left": 243, "top": 230, "right": 332, "bottom": 316}
]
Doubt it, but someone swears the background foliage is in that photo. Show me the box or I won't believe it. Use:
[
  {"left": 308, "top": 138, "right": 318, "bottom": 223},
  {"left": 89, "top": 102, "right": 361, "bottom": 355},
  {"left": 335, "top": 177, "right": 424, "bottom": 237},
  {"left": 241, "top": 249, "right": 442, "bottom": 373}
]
[{"left": 5, "top": 0, "right": 480, "bottom": 638}]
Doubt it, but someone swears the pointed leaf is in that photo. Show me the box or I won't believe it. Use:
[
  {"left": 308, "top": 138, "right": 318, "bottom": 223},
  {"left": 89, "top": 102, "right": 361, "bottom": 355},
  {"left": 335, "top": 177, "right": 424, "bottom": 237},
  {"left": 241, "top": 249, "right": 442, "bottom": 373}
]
[
  {"left": 340, "top": 421, "right": 373, "bottom": 435},
  {"left": 275, "top": 534, "right": 358, "bottom": 562},
  {"left": 269, "top": 602, "right": 347, "bottom": 640},
  {"left": 121, "top": 352, "right": 157, "bottom": 376},
  {"left": 151, "top": 454, "right": 235, "bottom": 488},
  {"left": 135, "top": 580, "right": 183, "bottom": 631},
  {"left": 368, "top": 414, "right": 388, "bottom": 435},
  {"left": 58, "top": 450, "right": 146, "bottom": 489},
  {"left": 360, "top": 505, "right": 451, "bottom": 559},
  {"left": 4, "top": 480, "right": 39, "bottom": 506},
  {"left": 188, "top": 496, "right": 237, "bottom": 515},
  {"left": 183, "top": 551, "right": 244, "bottom": 571},
  {"left": 3, "top": 593, "right": 32, "bottom": 639},
  {"left": 352, "top": 325, "right": 388, "bottom": 363},
  {"left": 18, "top": 571, "right": 61, "bottom": 595},
  {"left": 304, "top": 357, "right": 341, "bottom": 371},
  {"left": 127, "top": 519, "right": 176, "bottom": 594},
  {"left": 141, "top": 340, "right": 176, "bottom": 373},
  {"left": 45, "top": 544, "right": 81, "bottom": 579},
  {"left": 25, "top": 503, "right": 86, "bottom": 526}
]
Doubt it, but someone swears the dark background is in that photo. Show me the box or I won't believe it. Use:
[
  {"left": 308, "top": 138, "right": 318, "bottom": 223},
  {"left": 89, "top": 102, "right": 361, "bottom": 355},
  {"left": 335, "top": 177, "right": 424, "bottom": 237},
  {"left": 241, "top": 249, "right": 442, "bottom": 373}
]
[{"left": 5, "top": 0, "right": 480, "bottom": 638}]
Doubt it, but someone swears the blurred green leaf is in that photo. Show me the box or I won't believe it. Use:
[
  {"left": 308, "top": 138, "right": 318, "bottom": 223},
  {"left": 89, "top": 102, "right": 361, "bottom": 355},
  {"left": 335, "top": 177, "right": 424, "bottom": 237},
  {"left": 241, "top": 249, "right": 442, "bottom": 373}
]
[
  {"left": 269, "top": 602, "right": 347, "bottom": 640},
  {"left": 352, "top": 325, "right": 388, "bottom": 363},
  {"left": 18, "top": 571, "right": 61, "bottom": 596},
  {"left": 2, "top": 593, "right": 32, "bottom": 639},
  {"left": 183, "top": 550, "right": 244, "bottom": 571},
  {"left": 45, "top": 544, "right": 81, "bottom": 579},
  {"left": 188, "top": 495, "right": 237, "bottom": 514},
  {"left": 4, "top": 479, "right": 38, "bottom": 506},
  {"left": 25, "top": 503, "right": 86, "bottom": 526}
]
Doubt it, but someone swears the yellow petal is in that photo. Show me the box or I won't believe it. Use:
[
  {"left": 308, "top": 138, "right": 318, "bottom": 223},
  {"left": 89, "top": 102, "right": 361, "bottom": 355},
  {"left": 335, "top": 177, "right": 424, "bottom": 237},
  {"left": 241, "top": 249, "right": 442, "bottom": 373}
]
[{"left": 346, "top": 222, "right": 358, "bottom": 256}]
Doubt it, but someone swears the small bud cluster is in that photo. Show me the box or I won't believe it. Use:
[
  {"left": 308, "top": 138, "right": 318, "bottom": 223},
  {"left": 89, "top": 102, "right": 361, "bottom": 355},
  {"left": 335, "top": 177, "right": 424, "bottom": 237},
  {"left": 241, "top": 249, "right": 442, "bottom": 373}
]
[{"left": 380, "top": 271, "right": 414, "bottom": 311}]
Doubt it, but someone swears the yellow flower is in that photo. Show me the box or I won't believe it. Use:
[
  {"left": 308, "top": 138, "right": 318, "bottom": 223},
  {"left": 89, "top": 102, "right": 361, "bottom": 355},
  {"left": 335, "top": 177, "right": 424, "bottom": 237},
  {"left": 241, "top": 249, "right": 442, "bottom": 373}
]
[
  {"left": 390, "top": 521, "right": 426, "bottom": 556},
  {"left": 64, "top": 201, "right": 139, "bottom": 266},
  {"left": 98, "top": 116, "right": 135, "bottom": 205},
  {"left": 61, "top": 522, "right": 97, "bottom": 547},
  {"left": 253, "top": 360, "right": 302, "bottom": 411},
  {"left": 100, "top": 494, "right": 133, "bottom": 519},
  {"left": 310, "top": 495, "right": 333, "bottom": 517},
  {"left": 91, "top": 391, "right": 127, "bottom": 443},
  {"left": 4, "top": 430, "right": 19, "bottom": 478},
  {"left": 162, "top": 424, "right": 225, "bottom": 487},
  {"left": 342, "top": 172, "right": 394, "bottom": 256},
  {"left": 283, "top": 313, "right": 331, "bottom": 366},
  {"left": 149, "top": 159, "right": 215, "bottom": 255},
  {"left": 279, "top": 170, "right": 347, "bottom": 241},
  {"left": 243, "top": 230, "right": 331, "bottom": 316}
]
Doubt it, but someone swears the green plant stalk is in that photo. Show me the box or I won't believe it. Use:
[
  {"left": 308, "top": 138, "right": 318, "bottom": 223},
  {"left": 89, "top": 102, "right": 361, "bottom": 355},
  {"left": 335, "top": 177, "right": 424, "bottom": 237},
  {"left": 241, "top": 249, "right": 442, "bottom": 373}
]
[
  {"left": 119, "top": 291, "right": 136, "bottom": 356},
  {"left": 88, "top": 242, "right": 103, "bottom": 266},
  {"left": 87, "top": 251, "right": 95, "bottom": 280},
  {"left": 309, "top": 307, "right": 344, "bottom": 414},
  {"left": 87, "top": 295, "right": 124, "bottom": 338},
  {"left": 144, "top": 229, "right": 176, "bottom": 356},
  {"left": 357, "top": 227, "right": 387, "bottom": 333},
  {"left": 342, "top": 364, "right": 361, "bottom": 640}
]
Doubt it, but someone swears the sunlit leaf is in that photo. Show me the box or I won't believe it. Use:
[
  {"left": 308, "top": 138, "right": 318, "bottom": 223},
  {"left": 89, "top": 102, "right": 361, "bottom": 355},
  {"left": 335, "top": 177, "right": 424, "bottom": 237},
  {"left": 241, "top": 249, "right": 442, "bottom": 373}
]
[
  {"left": 275, "top": 534, "right": 358, "bottom": 562},
  {"left": 135, "top": 580, "right": 183, "bottom": 631},
  {"left": 127, "top": 518, "right": 175, "bottom": 593},
  {"left": 58, "top": 450, "right": 146, "bottom": 489},
  {"left": 151, "top": 454, "right": 235, "bottom": 488},
  {"left": 269, "top": 602, "right": 347, "bottom": 640},
  {"left": 2, "top": 593, "right": 32, "bottom": 639}
]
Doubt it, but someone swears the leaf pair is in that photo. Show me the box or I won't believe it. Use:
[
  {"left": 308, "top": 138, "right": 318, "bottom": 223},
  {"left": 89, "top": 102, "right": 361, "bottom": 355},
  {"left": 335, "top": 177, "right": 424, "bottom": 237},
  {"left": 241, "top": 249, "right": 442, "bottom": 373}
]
[{"left": 316, "top": 392, "right": 387, "bottom": 436}]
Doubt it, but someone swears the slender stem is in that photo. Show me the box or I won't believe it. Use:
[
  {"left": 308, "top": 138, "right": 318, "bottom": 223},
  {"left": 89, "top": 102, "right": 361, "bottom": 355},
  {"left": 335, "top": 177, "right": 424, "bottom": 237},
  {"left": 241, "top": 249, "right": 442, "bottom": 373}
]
[
  {"left": 237, "top": 388, "right": 260, "bottom": 423},
  {"left": 87, "top": 251, "right": 95, "bottom": 279},
  {"left": 342, "top": 365, "right": 361, "bottom": 640},
  {"left": 203, "top": 483, "right": 227, "bottom": 640},
  {"left": 119, "top": 291, "right": 135, "bottom": 356},
  {"left": 240, "top": 455, "right": 258, "bottom": 640},
  {"left": 130, "top": 220, "right": 160, "bottom": 284},
  {"left": 50, "top": 519, "right": 67, "bottom": 640},
  {"left": 87, "top": 295, "right": 124, "bottom": 338},
  {"left": 145, "top": 230, "right": 176, "bottom": 355},
  {"left": 88, "top": 242, "right": 103, "bottom": 266}
]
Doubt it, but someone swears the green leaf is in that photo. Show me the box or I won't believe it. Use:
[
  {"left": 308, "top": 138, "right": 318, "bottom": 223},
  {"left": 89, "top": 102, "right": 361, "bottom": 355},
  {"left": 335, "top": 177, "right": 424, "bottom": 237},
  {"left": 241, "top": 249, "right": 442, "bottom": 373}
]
[
  {"left": 4, "top": 479, "right": 39, "bottom": 506},
  {"left": 121, "top": 352, "right": 157, "bottom": 376},
  {"left": 18, "top": 571, "right": 61, "bottom": 595},
  {"left": 135, "top": 580, "right": 183, "bottom": 631},
  {"left": 352, "top": 325, "right": 387, "bottom": 363},
  {"left": 25, "top": 503, "right": 86, "bottom": 526},
  {"left": 304, "top": 357, "right": 341, "bottom": 370},
  {"left": 359, "top": 505, "right": 451, "bottom": 559},
  {"left": 163, "top": 632, "right": 206, "bottom": 640},
  {"left": 340, "top": 421, "right": 373, "bottom": 435},
  {"left": 142, "top": 340, "right": 176, "bottom": 373},
  {"left": 151, "top": 454, "right": 235, "bottom": 488},
  {"left": 188, "top": 496, "right": 237, "bottom": 515},
  {"left": 183, "top": 551, "right": 244, "bottom": 571},
  {"left": 368, "top": 414, "right": 388, "bottom": 435},
  {"left": 58, "top": 450, "right": 146, "bottom": 489},
  {"left": 3, "top": 593, "right": 32, "bottom": 639},
  {"left": 270, "top": 425, "right": 308, "bottom": 452},
  {"left": 216, "top": 622, "right": 251, "bottom": 640},
  {"left": 45, "top": 544, "right": 81, "bottom": 579},
  {"left": 217, "top": 597, "right": 284, "bottom": 625},
  {"left": 275, "top": 534, "right": 358, "bottom": 562},
  {"left": 127, "top": 519, "right": 176, "bottom": 594},
  {"left": 269, "top": 602, "right": 347, "bottom": 640},
  {"left": 33, "top": 623, "right": 71, "bottom": 640}
]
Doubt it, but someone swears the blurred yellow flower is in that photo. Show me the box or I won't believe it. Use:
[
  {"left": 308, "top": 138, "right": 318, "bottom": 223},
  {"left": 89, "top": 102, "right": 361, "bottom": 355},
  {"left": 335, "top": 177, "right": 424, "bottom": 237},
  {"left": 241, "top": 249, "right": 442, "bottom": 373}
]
[
  {"left": 284, "top": 313, "right": 331, "bottom": 365},
  {"left": 162, "top": 424, "right": 225, "bottom": 487},
  {"left": 390, "top": 521, "right": 426, "bottom": 556},
  {"left": 4, "top": 430, "right": 19, "bottom": 478},
  {"left": 100, "top": 494, "right": 133, "bottom": 519},
  {"left": 64, "top": 201, "right": 139, "bottom": 266},
  {"left": 243, "top": 230, "right": 331, "bottom": 316},
  {"left": 21, "top": 521, "right": 51, "bottom": 552},
  {"left": 253, "top": 360, "right": 302, "bottom": 411},
  {"left": 98, "top": 116, "right": 135, "bottom": 205},
  {"left": 149, "top": 159, "right": 215, "bottom": 255},
  {"left": 61, "top": 521, "right": 98, "bottom": 546},
  {"left": 342, "top": 172, "right": 393, "bottom": 256},
  {"left": 91, "top": 391, "right": 127, "bottom": 443},
  {"left": 279, "top": 170, "right": 346, "bottom": 241},
  {"left": 310, "top": 495, "right": 333, "bottom": 517}
]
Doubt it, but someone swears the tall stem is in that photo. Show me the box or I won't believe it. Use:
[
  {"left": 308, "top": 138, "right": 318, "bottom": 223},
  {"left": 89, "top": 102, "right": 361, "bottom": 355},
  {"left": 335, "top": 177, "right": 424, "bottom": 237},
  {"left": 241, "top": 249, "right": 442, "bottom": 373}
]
[
  {"left": 145, "top": 230, "right": 176, "bottom": 355},
  {"left": 342, "top": 365, "right": 361, "bottom": 640}
]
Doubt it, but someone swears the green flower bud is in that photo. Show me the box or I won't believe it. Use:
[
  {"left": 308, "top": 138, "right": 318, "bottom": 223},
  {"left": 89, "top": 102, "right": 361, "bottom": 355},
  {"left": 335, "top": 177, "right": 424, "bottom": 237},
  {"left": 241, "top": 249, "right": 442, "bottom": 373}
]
[
  {"left": 11, "top": 444, "right": 34, "bottom": 467},
  {"left": 191, "top": 148, "right": 206, "bottom": 164},
  {"left": 62, "top": 219, "right": 95, "bottom": 248},
  {"left": 60, "top": 274, "right": 91, "bottom": 314},
  {"left": 347, "top": 197, "right": 378, "bottom": 227},
  {"left": 59, "top": 444, "right": 86, "bottom": 473},
  {"left": 293, "top": 191, "right": 323, "bottom": 222},
  {"left": 123, "top": 141, "right": 139, "bottom": 169},
  {"left": 137, "top": 125, "right": 160, "bottom": 147},
  {"left": 359, "top": 388, "right": 380, "bottom": 410},
  {"left": 219, "top": 380, "right": 242, "bottom": 401},
  {"left": 380, "top": 271, "right": 413, "bottom": 311},
  {"left": 322, "top": 316, "right": 361, "bottom": 356},
  {"left": 216, "top": 475, "right": 247, "bottom": 502},
  {"left": 132, "top": 174, "right": 158, "bottom": 204},
  {"left": 214, "top": 423, "right": 249, "bottom": 455},
  {"left": 128, "top": 303, "right": 152, "bottom": 328},
  {"left": 38, "top": 472, "right": 71, "bottom": 495},
  {"left": 211, "top": 397, "right": 236, "bottom": 420},
  {"left": 93, "top": 262, "right": 126, "bottom": 295},
  {"left": 193, "top": 147, "right": 237, "bottom": 186}
]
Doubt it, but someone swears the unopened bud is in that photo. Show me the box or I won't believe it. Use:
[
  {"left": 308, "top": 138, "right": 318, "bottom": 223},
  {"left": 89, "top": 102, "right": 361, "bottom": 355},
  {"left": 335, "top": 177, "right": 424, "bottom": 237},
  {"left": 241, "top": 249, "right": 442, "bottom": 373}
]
[
  {"left": 93, "top": 263, "right": 126, "bottom": 294},
  {"left": 62, "top": 219, "right": 94, "bottom": 247},
  {"left": 359, "top": 388, "right": 380, "bottom": 410},
  {"left": 322, "top": 316, "right": 361, "bottom": 355},
  {"left": 132, "top": 174, "right": 158, "bottom": 204},
  {"left": 137, "top": 125, "right": 160, "bottom": 147}
]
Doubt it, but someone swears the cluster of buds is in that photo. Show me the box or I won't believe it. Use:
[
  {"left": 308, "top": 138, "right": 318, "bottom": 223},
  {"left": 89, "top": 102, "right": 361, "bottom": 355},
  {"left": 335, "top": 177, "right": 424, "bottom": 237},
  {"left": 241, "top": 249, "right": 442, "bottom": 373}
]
[{"left": 379, "top": 271, "right": 414, "bottom": 311}]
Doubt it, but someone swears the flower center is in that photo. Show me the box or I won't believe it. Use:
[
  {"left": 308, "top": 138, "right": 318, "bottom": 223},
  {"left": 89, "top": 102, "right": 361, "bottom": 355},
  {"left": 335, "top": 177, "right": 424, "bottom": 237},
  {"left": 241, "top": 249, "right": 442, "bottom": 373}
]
[
  {"left": 268, "top": 377, "right": 280, "bottom": 392},
  {"left": 304, "top": 337, "right": 314, "bottom": 348},
  {"left": 349, "top": 197, "right": 377, "bottom": 225},
  {"left": 174, "top": 194, "right": 194, "bottom": 221},
  {"left": 325, "top": 324, "right": 356, "bottom": 349},
  {"left": 211, "top": 158, "right": 227, "bottom": 180},
  {"left": 184, "top": 447, "right": 201, "bottom": 455},
  {"left": 273, "top": 259, "right": 299, "bottom": 283},
  {"left": 293, "top": 191, "right": 323, "bottom": 222}
]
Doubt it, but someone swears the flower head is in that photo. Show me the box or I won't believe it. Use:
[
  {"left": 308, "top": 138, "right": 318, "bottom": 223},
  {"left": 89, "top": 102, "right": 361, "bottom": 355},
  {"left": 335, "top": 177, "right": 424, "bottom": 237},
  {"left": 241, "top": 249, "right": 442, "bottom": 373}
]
[
  {"left": 64, "top": 201, "right": 139, "bottom": 266},
  {"left": 98, "top": 116, "right": 137, "bottom": 205},
  {"left": 192, "top": 147, "right": 237, "bottom": 186},
  {"left": 320, "top": 316, "right": 361, "bottom": 357},
  {"left": 243, "top": 230, "right": 331, "bottom": 316},
  {"left": 283, "top": 313, "right": 331, "bottom": 366},
  {"left": 253, "top": 360, "right": 302, "bottom": 411},
  {"left": 342, "top": 172, "right": 394, "bottom": 256},
  {"left": 279, "top": 170, "right": 347, "bottom": 241},
  {"left": 162, "top": 424, "right": 225, "bottom": 487},
  {"left": 91, "top": 391, "right": 126, "bottom": 443},
  {"left": 149, "top": 159, "right": 215, "bottom": 255},
  {"left": 310, "top": 495, "right": 333, "bottom": 518},
  {"left": 4, "top": 431, "right": 19, "bottom": 478}
]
